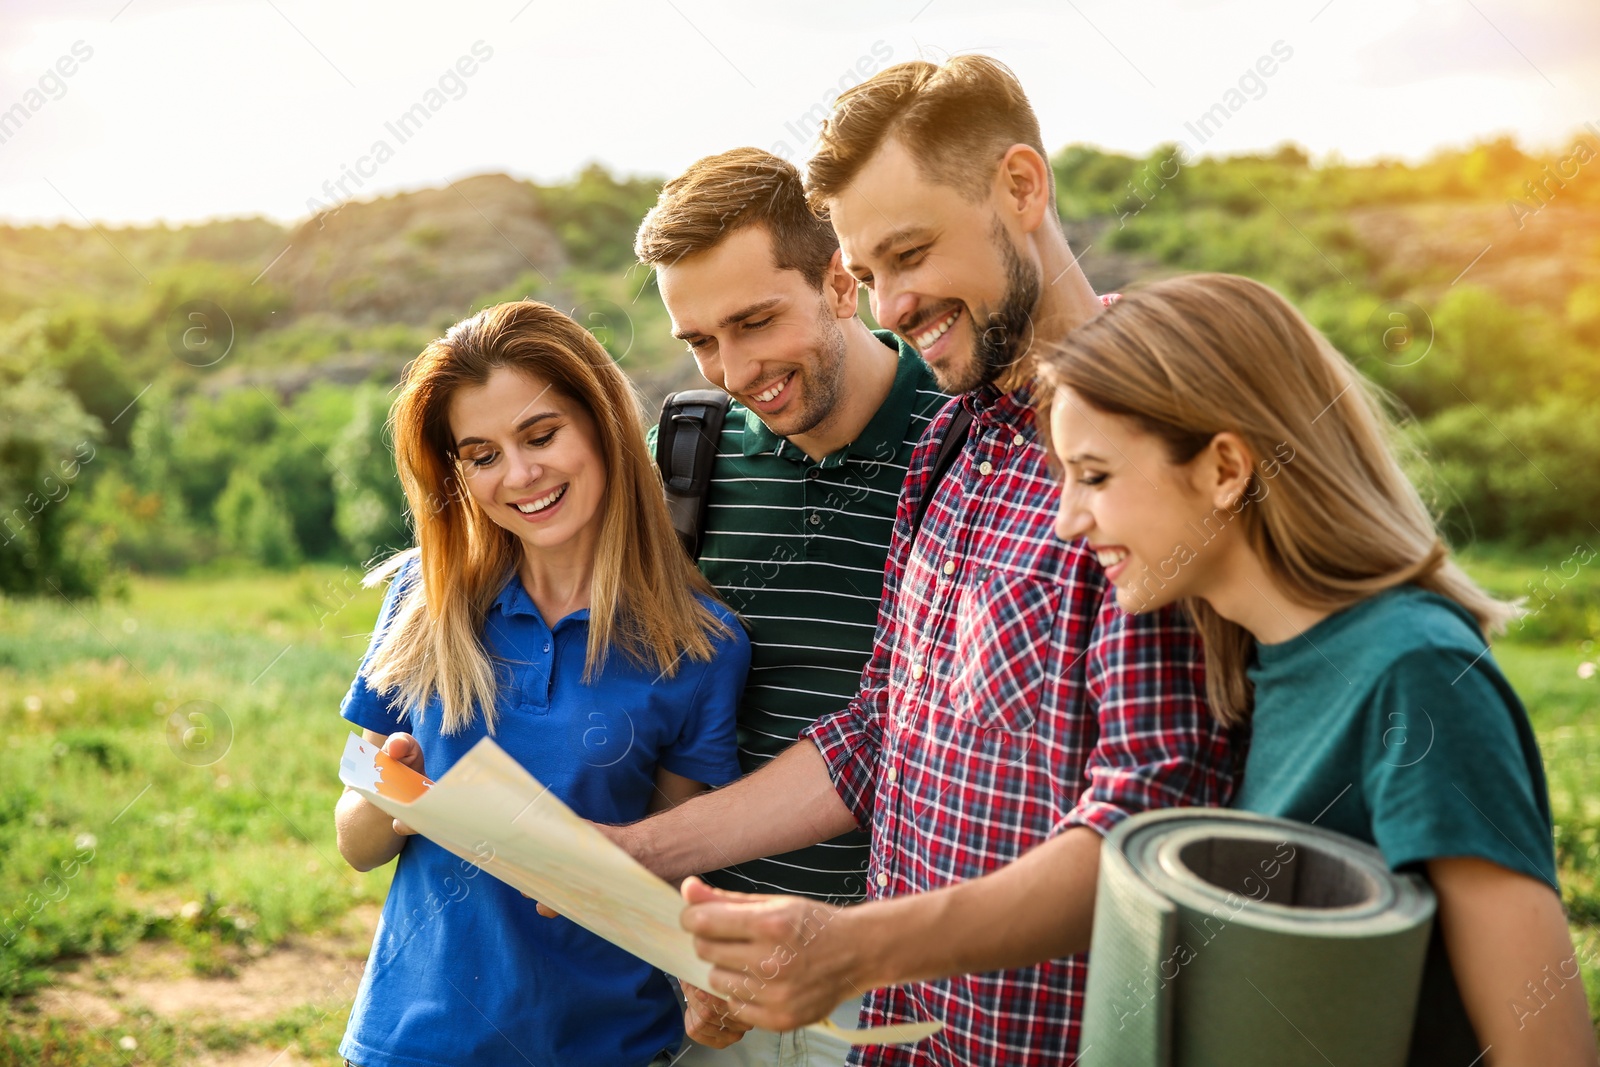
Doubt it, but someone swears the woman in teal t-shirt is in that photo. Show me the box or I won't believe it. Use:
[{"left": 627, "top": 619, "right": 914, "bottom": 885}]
[{"left": 1036, "top": 273, "right": 1597, "bottom": 1065}]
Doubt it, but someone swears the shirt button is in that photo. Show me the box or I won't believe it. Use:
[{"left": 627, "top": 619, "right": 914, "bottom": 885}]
[
  {"left": 1013, "top": 433, "right": 1025, "bottom": 446},
  {"left": 942, "top": 560, "right": 955, "bottom": 576},
  {"left": 806, "top": 468, "right": 820, "bottom": 480},
  {"left": 886, "top": 766, "right": 897, "bottom": 783},
  {"left": 542, "top": 642, "right": 551, "bottom": 653},
  {"left": 979, "top": 461, "right": 994, "bottom": 476},
  {"left": 876, "top": 872, "right": 889, "bottom": 888},
  {"left": 911, "top": 663, "right": 924, "bottom": 680},
  {"left": 809, "top": 512, "right": 821, "bottom": 525}
]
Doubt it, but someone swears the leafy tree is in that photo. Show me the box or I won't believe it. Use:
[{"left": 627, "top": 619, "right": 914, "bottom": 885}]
[
  {"left": 1419, "top": 398, "right": 1600, "bottom": 545},
  {"left": 127, "top": 386, "right": 181, "bottom": 501},
  {"left": 1052, "top": 144, "right": 1140, "bottom": 221},
  {"left": 79, "top": 464, "right": 208, "bottom": 573},
  {"left": 0, "top": 353, "right": 104, "bottom": 595},
  {"left": 36, "top": 312, "right": 139, "bottom": 450},
  {"left": 1568, "top": 282, "right": 1600, "bottom": 347},
  {"left": 170, "top": 389, "right": 285, "bottom": 523},
  {"left": 535, "top": 164, "right": 662, "bottom": 272},
  {"left": 329, "top": 387, "right": 409, "bottom": 565},
  {"left": 264, "top": 384, "right": 356, "bottom": 560},
  {"left": 215, "top": 469, "right": 301, "bottom": 568},
  {"left": 1396, "top": 288, "right": 1560, "bottom": 420}
]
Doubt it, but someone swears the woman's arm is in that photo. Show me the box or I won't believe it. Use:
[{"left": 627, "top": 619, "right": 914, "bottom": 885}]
[
  {"left": 649, "top": 767, "right": 709, "bottom": 814},
  {"left": 335, "top": 730, "right": 425, "bottom": 872},
  {"left": 1428, "top": 856, "right": 1598, "bottom": 1067}
]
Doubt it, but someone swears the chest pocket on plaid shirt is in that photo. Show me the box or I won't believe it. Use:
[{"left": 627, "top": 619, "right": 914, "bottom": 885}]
[{"left": 947, "top": 569, "right": 1061, "bottom": 743}]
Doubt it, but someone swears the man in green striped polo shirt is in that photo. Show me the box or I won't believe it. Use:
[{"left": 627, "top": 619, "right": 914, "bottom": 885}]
[{"left": 636, "top": 147, "right": 948, "bottom": 1064}]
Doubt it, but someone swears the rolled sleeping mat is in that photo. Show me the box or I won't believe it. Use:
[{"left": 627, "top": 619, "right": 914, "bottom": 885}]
[{"left": 1080, "top": 809, "right": 1435, "bottom": 1067}]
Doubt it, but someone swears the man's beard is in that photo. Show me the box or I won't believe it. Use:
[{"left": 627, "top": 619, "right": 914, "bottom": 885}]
[
  {"left": 937, "top": 222, "right": 1042, "bottom": 395},
  {"left": 773, "top": 303, "right": 848, "bottom": 438}
]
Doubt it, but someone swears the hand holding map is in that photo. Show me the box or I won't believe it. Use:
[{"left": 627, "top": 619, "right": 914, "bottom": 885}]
[{"left": 338, "top": 732, "right": 941, "bottom": 1047}]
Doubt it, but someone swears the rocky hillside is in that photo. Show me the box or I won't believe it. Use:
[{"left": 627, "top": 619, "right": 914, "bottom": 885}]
[
  {"left": 1345, "top": 200, "right": 1600, "bottom": 313},
  {"left": 4, "top": 165, "right": 1594, "bottom": 416},
  {"left": 266, "top": 173, "right": 567, "bottom": 324},
  {"left": 0, "top": 172, "right": 570, "bottom": 327}
]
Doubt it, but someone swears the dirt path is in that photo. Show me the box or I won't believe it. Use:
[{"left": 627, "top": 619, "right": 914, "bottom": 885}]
[{"left": 31, "top": 906, "right": 379, "bottom": 1066}]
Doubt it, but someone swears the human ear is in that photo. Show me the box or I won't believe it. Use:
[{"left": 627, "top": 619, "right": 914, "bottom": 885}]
[
  {"left": 1202, "top": 432, "right": 1257, "bottom": 511},
  {"left": 997, "top": 145, "right": 1053, "bottom": 234},
  {"left": 823, "top": 248, "right": 857, "bottom": 319}
]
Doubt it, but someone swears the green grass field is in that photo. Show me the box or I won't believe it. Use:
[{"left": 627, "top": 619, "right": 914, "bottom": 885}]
[
  {"left": 0, "top": 566, "right": 394, "bottom": 1063},
  {"left": 0, "top": 548, "right": 1596, "bottom": 1063}
]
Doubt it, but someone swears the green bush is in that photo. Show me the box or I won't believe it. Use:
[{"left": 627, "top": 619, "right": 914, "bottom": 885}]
[
  {"left": 0, "top": 350, "right": 105, "bottom": 596},
  {"left": 215, "top": 470, "right": 301, "bottom": 568},
  {"left": 535, "top": 164, "right": 661, "bottom": 272},
  {"left": 257, "top": 430, "right": 342, "bottom": 562},
  {"left": 1414, "top": 288, "right": 1561, "bottom": 415},
  {"left": 79, "top": 465, "right": 211, "bottom": 573},
  {"left": 33, "top": 313, "right": 139, "bottom": 450},
  {"left": 1106, "top": 206, "right": 1365, "bottom": 299},
  {"left": 1568, "top": 282, "right": 1600, "bottom": 347},
  {"left": 1418, "top": 398, "right": 1600, "bottom": 545},
  {"left": 330, "top": 386, "right": 409, "bottom": 565},
  {"left": 1053, "top": 144, "right": 1142, "bottom": 221},
  {"left": 171, "top": 389, "right": 286, "bottom": 522}
]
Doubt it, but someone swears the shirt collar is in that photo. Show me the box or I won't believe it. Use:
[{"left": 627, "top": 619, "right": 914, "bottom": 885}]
[
  {"left": 740, "top": 400, "right": 782, "bottom": 457},
  {"left": 741, "top": 330, "right": 923, "bottom": 469},
  {"left": 843, "top": 330, "right": 925, "bottom": 463},
  {"left": 966, "top": 372, "right": 1042, "bottom": 432},
  {"left": 489, "top": 568, "right": 590, "bottom": 629},
  {"left": 962, "top": 294, "right": 1118, "bottom": 430},
  {"left": 491, "top": 568, "right": 537, "bottom": 618}
]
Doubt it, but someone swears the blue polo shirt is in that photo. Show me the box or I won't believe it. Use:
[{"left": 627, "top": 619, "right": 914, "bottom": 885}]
[{"left": 338, "top": 553, "right": 748, "bottom": 1067}]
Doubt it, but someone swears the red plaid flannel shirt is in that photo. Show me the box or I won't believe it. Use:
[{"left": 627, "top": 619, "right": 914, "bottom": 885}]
[{"left": 801, "top": 372, "right": 1238, "bottom": 1065}]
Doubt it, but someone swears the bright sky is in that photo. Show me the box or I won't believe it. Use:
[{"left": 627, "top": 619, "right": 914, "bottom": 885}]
[{"left": 0, "top": 0, "right": 1595, "bottom": 226}]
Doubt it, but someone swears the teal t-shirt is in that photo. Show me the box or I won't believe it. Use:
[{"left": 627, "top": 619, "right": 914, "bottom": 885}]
[
  {"left": 1233, "top": 584, "right": 1556, "bottom": 889},
  {"left": 1233, "top": 584, "right": 1558, "bottom": 1062}
]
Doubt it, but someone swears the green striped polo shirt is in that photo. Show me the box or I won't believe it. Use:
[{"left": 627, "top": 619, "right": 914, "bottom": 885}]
[{"left": 650, "top": 330, "right": 949, "bottom": 903}]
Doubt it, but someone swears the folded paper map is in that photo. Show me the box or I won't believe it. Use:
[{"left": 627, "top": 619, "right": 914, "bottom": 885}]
[{"left": 339, "top": 732, "right": 941, "bottom": 1047}]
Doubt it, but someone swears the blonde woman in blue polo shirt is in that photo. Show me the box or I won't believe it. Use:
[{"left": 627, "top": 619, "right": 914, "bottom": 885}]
[
  {"left": 333, "top": 301, "right": 749, "bottom": 1067},
  {"left": 1039, "top": 273, "right": 1597, "bottom": 1065}
]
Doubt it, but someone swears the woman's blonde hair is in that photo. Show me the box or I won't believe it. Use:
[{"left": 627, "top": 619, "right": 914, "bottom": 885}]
[
  {"left": 361, "top": 300, "right": 729, "bottom": 735},
  {"left": 1037, "top": 273, "right": 1517, "bottom": 726}
]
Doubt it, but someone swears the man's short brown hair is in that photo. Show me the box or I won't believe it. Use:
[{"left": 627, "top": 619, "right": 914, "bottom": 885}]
[
  {"left": 634, "top": 147, "right": 839, "bottom": 289},
  {"left": 805, "top": 55, "right": 1050, "bottom": 212}
]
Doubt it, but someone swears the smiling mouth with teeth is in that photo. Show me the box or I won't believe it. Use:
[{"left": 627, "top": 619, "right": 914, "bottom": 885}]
[
  {"left": 751, "top": 373, "right": 792, "bottom": 405},
  {"left": 910, "top": 307, "right": 961, "bottom": 351},
  {"left": 1095, "top": 547, "right": 1129, "bottom": 568},
  {"left": 512, "top": 484, "right": 567, "bottom": 514}
]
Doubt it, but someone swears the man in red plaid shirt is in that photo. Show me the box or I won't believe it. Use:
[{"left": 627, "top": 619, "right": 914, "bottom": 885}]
[{"left": 610, "top": 56, "right": 1238, "bottom": 1064}]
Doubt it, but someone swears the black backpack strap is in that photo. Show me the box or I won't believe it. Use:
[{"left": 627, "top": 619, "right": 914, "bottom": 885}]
[
  {"left": 655, "top": 388, "right": 733, "bottom": 560},
  {"left": 909, "top": 406, "right": 973, "bottom": 541}
]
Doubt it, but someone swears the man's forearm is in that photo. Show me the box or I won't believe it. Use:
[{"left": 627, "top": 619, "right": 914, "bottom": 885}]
[
  {"left": 623, "top": 740, "right": 858, "bottom": 883},
  {"left": 845, "top": 825, "right": 1103, "bottom": 990}
]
